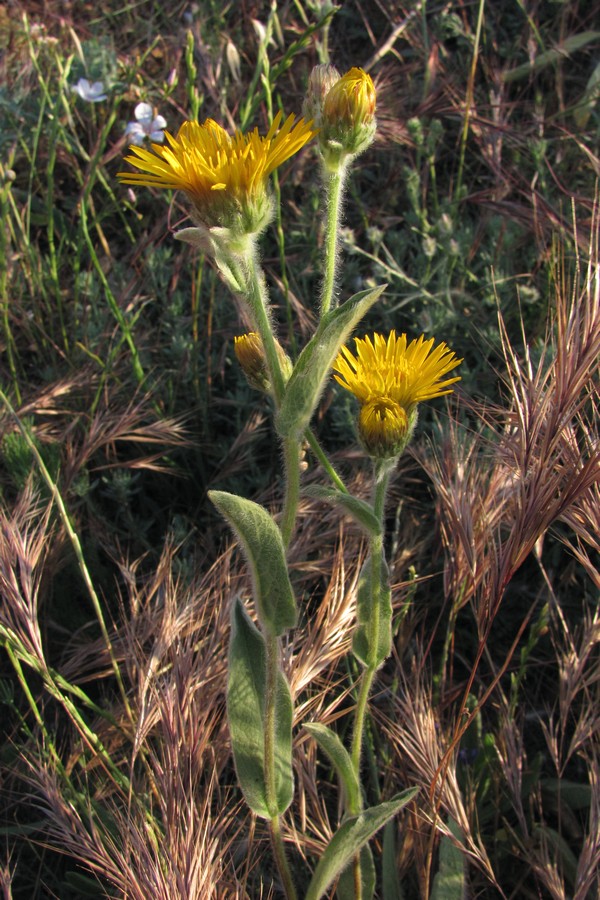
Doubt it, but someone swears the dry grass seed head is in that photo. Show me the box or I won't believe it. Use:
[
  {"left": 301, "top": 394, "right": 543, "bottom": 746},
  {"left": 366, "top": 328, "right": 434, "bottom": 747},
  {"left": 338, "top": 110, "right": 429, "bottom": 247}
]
[
  {"left": 382, "top": 657, "right": 497, "bottom": 886},
  {"left": 0, "top": 486, "right": 54, "bottom": 665}
]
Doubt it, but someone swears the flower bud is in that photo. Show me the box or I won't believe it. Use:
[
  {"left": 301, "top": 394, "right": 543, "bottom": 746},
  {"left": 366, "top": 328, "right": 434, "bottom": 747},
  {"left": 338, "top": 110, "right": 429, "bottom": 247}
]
[
  {"left": 303, "top": 64, "right": 341, "bottom": 126},
  {"left": 317, "top": 67, "right": 377, "bottom": 169},
  {"left": 234, "top": 333, "right": 292, "bottom": 394},
  {"left": 358, "top": 398, "right": 416, "bottom": 460}
]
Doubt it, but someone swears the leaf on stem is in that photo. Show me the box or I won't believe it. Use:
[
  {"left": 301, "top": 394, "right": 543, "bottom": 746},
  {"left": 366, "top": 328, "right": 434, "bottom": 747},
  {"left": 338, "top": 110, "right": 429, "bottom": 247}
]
[
  {"left": 304, "top": 790, "right": 419, "bottom": 900},
  {"left": 302, "top": 485, "right": 382, "bottom": 536},
  {"left": 276, "top": 285, "right": 387, "bottom": 440},
  {"left": 430, "top": 819, "right": 466, "bottom": 900},
  {"left": 304, "top": 722, "right": 361, "bottom": 814},
  {"left": 353, "top": 556, "right": 393, "bottom": 669},
  {"left": 209, "top": 490, "right": 297, "bottom": 636},
  {"left": 227, "top": 598, "right": 294, "bottom": 818},
  {"left": 382, "top": 820, "right": 404, "bottom": 900},
  {"left": 336, "top": 846, "right": 376, "bottom": 899}
]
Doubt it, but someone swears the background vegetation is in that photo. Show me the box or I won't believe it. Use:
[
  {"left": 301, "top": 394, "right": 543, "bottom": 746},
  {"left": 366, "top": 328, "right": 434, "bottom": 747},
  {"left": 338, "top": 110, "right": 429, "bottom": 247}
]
[{"left": 0, "top": 0, "right": 599, "bottom": 897}]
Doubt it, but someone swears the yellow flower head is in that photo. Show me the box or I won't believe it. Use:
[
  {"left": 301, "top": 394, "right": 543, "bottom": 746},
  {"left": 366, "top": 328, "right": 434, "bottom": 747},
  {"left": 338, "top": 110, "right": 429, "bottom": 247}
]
[
  {"left": 118, "top": 111, "right": 316, "bottom": 235},
  {"left": 333, "top": 331, "right": 462, "bottom": 458}
]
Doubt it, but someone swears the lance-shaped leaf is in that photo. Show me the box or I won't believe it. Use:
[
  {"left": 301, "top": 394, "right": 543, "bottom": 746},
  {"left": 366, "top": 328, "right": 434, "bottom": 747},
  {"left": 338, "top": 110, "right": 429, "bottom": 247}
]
[
  {"left": 336, "top": 846, "right": 375, "bottom": 900},
  {"left": 227, "top": 598, "right": 294, "bottom": 818},
  {"left": 304, "top": 723, "right": 361, "bottom": 814},
  {"left": 305, "top": 789, "right": 419, "bottom": 900},
  {"left": 303, "top": 485, "right": 381, "bottom": 537},
  {"left": 430, "top": 819, "right": 466, "bottom": 900},
  {"left": 209, "top": 490, "right": 296, "bottom": 636},
  {"left": 352, "top": 556, "right": 393, "bottom": 669},
  {"left": 382, "top": 820, "right": 403, "bottom": 900},
  {"left": 276, "top": 284, "right": 387, "bottom": 440}
]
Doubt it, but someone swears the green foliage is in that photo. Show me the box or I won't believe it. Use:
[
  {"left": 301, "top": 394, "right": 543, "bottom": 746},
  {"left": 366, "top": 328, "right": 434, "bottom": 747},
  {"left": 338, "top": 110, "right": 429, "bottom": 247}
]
[
  {"left": 0, "top": 426, "right": 60, "bottom": 495},
  {"left": 352, "top": 556, "right": 393, "bottom": 669},
  {"left": 227, "top": 598, "right": 294, "bottom": 819},
  {"left": 209, "top": 490, "right": 297, "bottom": 637},
  {"left": 304, "top": 722, "right": 361, "bottom": 814},
  {"left": 304, "top": 791, "right": 419, "bottom": 900},
  {"left": 0, "top": 1, "right": 598, "bottom": 898},
  {"left": 336, "top": 845, "right": 375, "bottom": 900},
  {"left": 302, "top": 485, "right": 382, "bottom": 536},
  {"left": 430, "top": 820, "right": 466, "bottom": 900},
  {"left": 276, "top": 284, "right": 386, "bottom": 439}
]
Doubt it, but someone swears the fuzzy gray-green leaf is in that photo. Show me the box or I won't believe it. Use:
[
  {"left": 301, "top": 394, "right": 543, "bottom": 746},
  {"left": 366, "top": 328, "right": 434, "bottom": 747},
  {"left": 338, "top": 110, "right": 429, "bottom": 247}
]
[
  {"left": 382, "top": 820, "right": 405, "bottom": 900},
  {"left": 336, "top": 845, "right": 375, "bottom": 900},
  {"left": 303, "top": 485, "right": 381, "bottom": 537},
  {"left": 352, "top": 556, "right": 393, "bottom": 668},
  {"left": 276, "top": 284, "right": 386, "bottom": 440},
  {"left": 304, "top": 723, "right": 360, "bottom": 814},
  {"left": 227, "top": 599, "right": 294, "bottom": 818},
  {"left": 430, "top": 819, "right": 466, "bottom": 900},
  {"left": 209, "top": 490, "right": 296, "bottom": 636},
  {"left": 305, "top": 789, "right": 419, "bottom": 900}
]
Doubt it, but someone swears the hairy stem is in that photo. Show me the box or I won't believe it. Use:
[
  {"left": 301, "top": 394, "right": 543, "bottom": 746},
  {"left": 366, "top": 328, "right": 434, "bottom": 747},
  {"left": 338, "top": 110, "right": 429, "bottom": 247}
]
[
  {"left": 244, "top": 244, "right": 285, "bottom": 404},
  {"left": 281, "top": 437, "right": 300, "bottom": 550},
  {"left": 243, "top": 245, "right": 302, "bottom": 545},
  {"left": 351, "top": 472, "right": 389, "bottom": 771},
  {"left": 320, "top": 163, "right": 348, "bottom": 318},
  {"left": 305, "top": 428, "right": 349, "bottom": 493},
  {"left": 265, "top": 634, "right": 297, "bottom": 900},
  {"left": 349, "top": 470, "right": 391, "bottom": 895}
]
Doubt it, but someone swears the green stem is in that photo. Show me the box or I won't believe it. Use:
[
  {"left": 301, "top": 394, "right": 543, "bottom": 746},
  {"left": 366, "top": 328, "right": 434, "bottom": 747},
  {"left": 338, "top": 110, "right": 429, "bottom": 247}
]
[
  {"left": 270, "top": 814, "right": 298, "bottom": 900},
  {"left": 1, "top": 625, "right": 130, "bottom": 792},
  {"left": 4, "top": 641, "right": 63, "bottom": 770},
  {"left": 320, "top": 163, "right": 348, "bottom": 318},
  {"left": 350, "top": 474, "right": 389, "bottom": 771},
  {"left": 265, "top": 634, "right": 297, "bottom": 900},
  {"left": 453, "top": 0, "right": 485, "bottom": 213},
  {"left": 243, "top": 245, "right": 302, "bottom": 546},
  {"left": 281, "top": 437, "right": 300, "bottom": 550},
  {"left": 304, "top": 428, "right": 349, "bottom": 494},
  {"left": 244, "top": 244, "right": 285, "bottom": 404},
  {"left": 351, "top": 664, "right": 377, "bottom": 784},
  {"left": 348, "top": 470, "right": 390, "bottom": 897}
]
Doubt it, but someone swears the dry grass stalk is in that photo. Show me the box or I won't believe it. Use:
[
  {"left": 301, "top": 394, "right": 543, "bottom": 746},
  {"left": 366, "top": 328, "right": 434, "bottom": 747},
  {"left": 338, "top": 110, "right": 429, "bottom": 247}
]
[{"left": 382, "top": 656, "right": 498, "bottom": 891}]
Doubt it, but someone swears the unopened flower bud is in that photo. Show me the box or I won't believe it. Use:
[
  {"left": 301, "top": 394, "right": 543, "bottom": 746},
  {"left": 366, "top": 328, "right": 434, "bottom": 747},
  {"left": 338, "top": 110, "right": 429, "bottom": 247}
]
[
  {"left": 317, "top": 67, "right": 377, "bottom": 169},
  {"left": 303, "top": 64, "right": 341, "bottom": 126},
  {"left": 358, "top": 398, "right": 415, "bottom": 460},
  {"left": 234, "top": 333, "right": 292, "bottom": 394}
]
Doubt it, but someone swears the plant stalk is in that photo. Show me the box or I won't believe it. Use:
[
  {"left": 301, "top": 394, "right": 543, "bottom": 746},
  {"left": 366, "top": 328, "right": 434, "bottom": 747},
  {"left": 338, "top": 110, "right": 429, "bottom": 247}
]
[
  {"left": 244, "top": 244, "right": 286, "bottom": 404},
  {"left": 351, "top": 471, "right": 389, "bottom": 772},
  {"left": 305, "top": 428, "right": 349, "bottom": 493},
  {"left": 244, "top": 245, "right": 302, "bottom": 546},
  {"left": 320, "top": 162, "right": 348, "bottom": 318},
  {"left": 265, "top": 634, "right": 297, "bottom": 900},
  {"left": 349, "top": 469, "right": 391, "bottom": 897}
]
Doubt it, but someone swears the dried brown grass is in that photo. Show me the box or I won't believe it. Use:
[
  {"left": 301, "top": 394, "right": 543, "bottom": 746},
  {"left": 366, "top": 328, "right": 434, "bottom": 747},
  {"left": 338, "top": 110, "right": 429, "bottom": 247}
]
[{"left": 1, "top": 231, "right": 599, "bottom": 896}]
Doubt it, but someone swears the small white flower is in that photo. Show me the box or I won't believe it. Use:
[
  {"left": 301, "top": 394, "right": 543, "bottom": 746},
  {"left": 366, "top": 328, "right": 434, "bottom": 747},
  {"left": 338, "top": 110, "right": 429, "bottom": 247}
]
[
  {"left": 124, "top": 102, "right": 167, "bottom": 145},
  {"left": 71, "top": 78, "right": 108, "bottom": 103}
]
